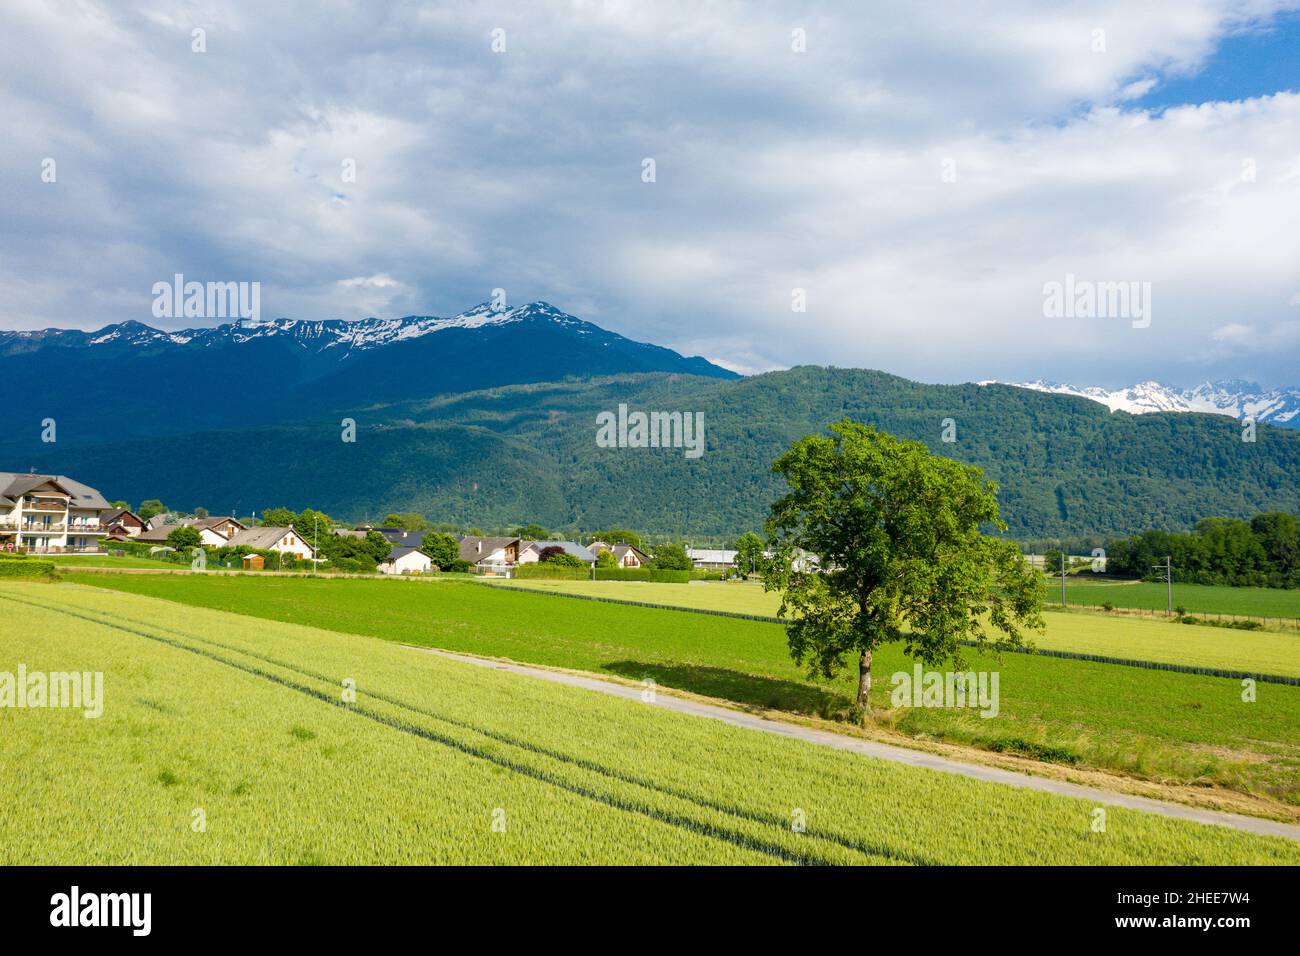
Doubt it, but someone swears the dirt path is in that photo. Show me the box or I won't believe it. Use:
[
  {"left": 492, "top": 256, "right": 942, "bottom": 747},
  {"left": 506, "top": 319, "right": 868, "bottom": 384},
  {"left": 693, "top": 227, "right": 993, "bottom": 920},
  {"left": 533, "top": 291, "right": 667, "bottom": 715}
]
[{"left": 405, "top": 644, "right": 1300, "bottom": 842}]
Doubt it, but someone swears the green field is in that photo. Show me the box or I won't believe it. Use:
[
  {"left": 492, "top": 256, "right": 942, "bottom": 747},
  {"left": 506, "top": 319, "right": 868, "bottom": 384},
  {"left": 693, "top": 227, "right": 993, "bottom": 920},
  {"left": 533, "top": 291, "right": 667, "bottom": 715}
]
[
  {"left": 499, "top": 576, "right": 1300, "bottom": 624},
  {"left": 1043, "top": 577, "right": 1300, "bottom": 619},
  {"left": 494, "top": 579, "right": 1300, "bottom": 677},
  {"left": 62, "top": 573, "right": 1300, "bottom": 809},
  {"left": 1, "top": 580, "right": 1295, "bottom": 864}
]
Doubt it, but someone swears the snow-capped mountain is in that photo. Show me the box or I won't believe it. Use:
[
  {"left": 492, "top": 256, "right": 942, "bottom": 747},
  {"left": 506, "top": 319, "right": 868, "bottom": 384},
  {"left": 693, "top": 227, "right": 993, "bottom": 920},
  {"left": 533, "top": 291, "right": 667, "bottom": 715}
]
[
  {"left": 0, "top": 301, "right": 737, "bottom": 453},
  {"left": 0, "top": 301, "right": 595, "bottom": 356},
  {"left": 986, "top": 379, "right": 1300, "bottom": 428}
]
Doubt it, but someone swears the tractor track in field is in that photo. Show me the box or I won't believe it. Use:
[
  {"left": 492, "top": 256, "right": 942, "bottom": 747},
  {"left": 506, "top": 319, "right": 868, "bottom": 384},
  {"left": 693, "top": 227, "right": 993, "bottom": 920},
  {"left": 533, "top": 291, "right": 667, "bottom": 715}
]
[
  {"left": 0, "top": 590, "right": 928, "bottom": 866},
  {"left": 401, "top": 646, "right": 1300, "bottom": 843}
]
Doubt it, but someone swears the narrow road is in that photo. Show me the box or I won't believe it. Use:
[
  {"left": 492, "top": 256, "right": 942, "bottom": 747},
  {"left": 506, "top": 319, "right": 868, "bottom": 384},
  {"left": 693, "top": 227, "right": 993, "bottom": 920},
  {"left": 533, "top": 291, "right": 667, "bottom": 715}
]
[{"left": 404, "top": 644, "right": 1300, "bottom": 842}]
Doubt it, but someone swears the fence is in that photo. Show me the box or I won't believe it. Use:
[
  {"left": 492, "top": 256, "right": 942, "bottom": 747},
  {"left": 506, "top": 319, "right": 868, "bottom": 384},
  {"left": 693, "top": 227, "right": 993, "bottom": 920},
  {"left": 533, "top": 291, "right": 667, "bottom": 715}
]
[{"left": 1044, "top": 597, "right": 1300, "bottom": 633}]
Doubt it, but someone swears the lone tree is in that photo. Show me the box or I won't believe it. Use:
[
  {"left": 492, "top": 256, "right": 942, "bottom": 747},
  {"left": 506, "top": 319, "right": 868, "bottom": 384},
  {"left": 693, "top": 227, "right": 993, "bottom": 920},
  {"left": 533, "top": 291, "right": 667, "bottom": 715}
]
[
  {"left": 763, "top": 420, "right": 1042, "bottom": 723},
  {"left": 733, "top": 531, "right": 766, "bottom": 578}
]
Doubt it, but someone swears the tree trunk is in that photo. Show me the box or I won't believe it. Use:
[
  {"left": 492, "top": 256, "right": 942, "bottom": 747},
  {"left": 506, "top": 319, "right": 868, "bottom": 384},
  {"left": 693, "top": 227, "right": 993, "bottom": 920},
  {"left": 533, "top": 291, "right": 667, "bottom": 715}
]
[{"left": 856, "top": 647, "right": 873, "bottom": 723}]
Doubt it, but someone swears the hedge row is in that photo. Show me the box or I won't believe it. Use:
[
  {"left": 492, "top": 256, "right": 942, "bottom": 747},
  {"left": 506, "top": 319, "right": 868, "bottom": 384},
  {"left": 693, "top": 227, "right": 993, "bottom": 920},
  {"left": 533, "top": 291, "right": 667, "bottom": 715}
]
[
  {"left": 0, "top": 560, "right": 56, "bottom": 578},
  {"left": 510, "top": 564, "right": 698, "bottom": 583}
]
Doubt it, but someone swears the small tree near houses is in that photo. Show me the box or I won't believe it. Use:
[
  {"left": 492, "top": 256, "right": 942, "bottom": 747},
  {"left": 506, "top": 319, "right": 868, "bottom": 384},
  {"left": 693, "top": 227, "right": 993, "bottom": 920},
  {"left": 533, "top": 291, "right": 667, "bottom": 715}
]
[{"left": 763, "top": 420, "right": 1043, "bottom": 724}]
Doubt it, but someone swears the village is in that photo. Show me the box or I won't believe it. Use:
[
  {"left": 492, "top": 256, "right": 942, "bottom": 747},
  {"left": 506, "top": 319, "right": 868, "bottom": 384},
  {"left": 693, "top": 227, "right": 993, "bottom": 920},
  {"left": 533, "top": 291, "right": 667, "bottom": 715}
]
[{"left": 0, "top": 470, "right": 780, "bottom": 576}]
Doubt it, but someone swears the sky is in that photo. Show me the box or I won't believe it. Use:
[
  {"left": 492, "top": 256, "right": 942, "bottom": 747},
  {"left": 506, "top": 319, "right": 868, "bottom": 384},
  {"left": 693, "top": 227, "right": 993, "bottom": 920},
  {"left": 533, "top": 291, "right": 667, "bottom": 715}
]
[{"left": 2, "top": 1, "right": 1299, "bottom": 388}]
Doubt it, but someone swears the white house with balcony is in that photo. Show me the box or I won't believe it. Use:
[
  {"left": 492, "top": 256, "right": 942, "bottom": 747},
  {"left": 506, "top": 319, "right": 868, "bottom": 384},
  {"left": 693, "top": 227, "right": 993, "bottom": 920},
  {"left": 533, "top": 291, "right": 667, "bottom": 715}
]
[{"left": 0, "top": 472, "right": 113, "bottom": 553}]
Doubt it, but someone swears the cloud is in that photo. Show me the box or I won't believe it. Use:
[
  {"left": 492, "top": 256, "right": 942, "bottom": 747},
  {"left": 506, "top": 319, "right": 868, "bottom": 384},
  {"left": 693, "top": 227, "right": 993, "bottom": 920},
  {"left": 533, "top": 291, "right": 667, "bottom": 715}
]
[{"left": 2, "top": 0, "right": 1299, "bottom": 386}]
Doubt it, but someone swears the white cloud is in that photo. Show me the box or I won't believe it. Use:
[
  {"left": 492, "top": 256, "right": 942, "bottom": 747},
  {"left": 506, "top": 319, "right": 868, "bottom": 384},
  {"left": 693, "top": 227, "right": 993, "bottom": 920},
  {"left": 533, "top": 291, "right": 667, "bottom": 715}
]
[{"left": 2, "top": 0, "right": 1299, "bottom": 387}]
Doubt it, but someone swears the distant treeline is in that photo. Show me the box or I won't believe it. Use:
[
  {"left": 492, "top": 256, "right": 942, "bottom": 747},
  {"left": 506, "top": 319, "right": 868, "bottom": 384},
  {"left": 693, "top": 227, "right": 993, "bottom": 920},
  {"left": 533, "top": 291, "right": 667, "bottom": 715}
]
[{"left": 1104, "top": 512, "right": 1300, "bottom": 588}]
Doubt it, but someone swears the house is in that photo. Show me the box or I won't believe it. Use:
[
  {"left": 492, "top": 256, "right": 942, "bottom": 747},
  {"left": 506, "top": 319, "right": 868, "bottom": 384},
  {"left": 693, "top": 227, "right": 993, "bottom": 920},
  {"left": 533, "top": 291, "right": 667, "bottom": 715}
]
[
  {"left": 589, "top": 541, "right": 649, "bottom": 568},
  {"left": 457, "top": 535, "right": 521, "bottom": 572},
  {"left": 790, "top": 548, "right": 821, "bottom": 572},
  {"left": 686, "top": 547, "right": 737, "bottom": 570},
  {"left": 225, "top": 525, "right": 316, "bottom": 560},
  {"left": 136, "top": 515, "right": 247, "bottom": 547},
  {"left": 101, "top": 508, "right": 145, "bottom": 539},
  {"left": 331, "top": 528, "right": 369, "bottom": 540},
  {"left": 378, "top": 545, "right": 432, "bottom": 575},
  {"left": 517, "top": 540, "right": 598, "bottom": 566},
  {"left": 0, "top": 472, "right": 112, "bottom": 553},
  {"left": 377, "top": 528, "right": 428, "bottom": 548}
]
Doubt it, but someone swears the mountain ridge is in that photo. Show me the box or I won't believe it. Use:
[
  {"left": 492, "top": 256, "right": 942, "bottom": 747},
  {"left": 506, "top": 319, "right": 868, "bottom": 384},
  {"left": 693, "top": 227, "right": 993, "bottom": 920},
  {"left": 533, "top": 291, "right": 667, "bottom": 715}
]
[{"left": 0, "top": 301, "right": 737, "bottom": 454}]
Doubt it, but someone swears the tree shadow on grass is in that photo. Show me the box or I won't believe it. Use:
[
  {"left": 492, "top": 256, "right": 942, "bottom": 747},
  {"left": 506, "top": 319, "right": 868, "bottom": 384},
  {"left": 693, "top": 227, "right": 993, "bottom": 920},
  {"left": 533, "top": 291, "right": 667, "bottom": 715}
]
[{"left": 600, "top": 659, "right": 851, "bottom": 720}]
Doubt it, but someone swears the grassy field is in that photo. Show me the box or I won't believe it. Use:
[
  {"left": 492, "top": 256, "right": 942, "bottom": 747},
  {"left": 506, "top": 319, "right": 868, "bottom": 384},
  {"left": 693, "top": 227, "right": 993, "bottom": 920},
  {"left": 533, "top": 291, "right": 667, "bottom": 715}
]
[
  {"left": 492, "top": 579, "right": 1300, "bottom": 677},
  {"left": 1045, "top": 576, "right": 1300, "bottom": 619},
  {"left": 1, "top": 579, "right": 1296, "bottom": 865},
  {"left": 63, "top": 572, "right": 1300, "bottom": 810},
  {"left": 499, "top": 576, "right": 1300, "bottom": 623}
]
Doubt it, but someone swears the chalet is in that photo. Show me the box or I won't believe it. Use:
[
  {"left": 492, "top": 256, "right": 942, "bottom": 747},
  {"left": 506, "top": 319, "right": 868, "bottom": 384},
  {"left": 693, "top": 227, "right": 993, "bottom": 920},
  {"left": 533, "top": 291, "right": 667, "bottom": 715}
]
[
  {"left": 517, "top": 540, "right": 598, "bottom": 566},
  {"left": 457, "top": 536, "right": 521, "bottom": 572},
  {"left": 101, "top": 508, "right": 145, "bottom": 539},
  {"left": 378, "top": 546, "right": 432, "bottom": 575},
  {"left": 225, "top": 525, "right": 316, "bottom": 560},
  {"left": 0, "top": 472, "right": 112, "bottom": 553},
  {"left": 136, "top": 515, "right": 247, "bottom": 547},
  {"left": 588, "top": 541, "right": 648, "bottom": 568}
]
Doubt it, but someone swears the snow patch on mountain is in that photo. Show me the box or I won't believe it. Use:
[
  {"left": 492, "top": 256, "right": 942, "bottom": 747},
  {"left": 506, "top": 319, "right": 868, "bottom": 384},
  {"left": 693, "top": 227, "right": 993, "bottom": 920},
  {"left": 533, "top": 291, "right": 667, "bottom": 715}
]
[{"left": 985, "top": 379, "right": 1300, "bottom": 427}]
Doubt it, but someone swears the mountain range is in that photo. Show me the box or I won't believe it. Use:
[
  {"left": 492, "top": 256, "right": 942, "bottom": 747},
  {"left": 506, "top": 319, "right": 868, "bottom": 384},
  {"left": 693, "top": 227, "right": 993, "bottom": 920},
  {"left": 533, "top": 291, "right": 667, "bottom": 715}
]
[
  {"left": 0, "top": 301, "right": 736, "bottom": 454},
  {"left": 4, "top": 303, "right": 1300, "bottom": 539},
  {"left": 990, "top": 379, "right": 1300, "bottom": 428}
]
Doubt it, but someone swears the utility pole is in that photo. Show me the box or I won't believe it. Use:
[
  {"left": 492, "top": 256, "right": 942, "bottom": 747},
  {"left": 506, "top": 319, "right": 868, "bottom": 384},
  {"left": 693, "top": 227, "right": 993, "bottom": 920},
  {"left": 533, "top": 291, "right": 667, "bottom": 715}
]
[
  {"left": 313, "top": 513, "right": 319, "bottom": 576},
  {"left": 1153, "top": 556, "right": 1172, "bottom": 615},
  {"left": 1060, "top": 552, "right": 1067, "bottom": 608}
]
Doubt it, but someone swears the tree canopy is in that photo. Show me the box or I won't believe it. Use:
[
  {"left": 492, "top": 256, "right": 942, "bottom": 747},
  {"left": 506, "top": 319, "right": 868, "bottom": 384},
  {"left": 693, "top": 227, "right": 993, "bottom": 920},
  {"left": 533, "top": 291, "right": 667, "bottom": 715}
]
[
  {"left": 650, "top": 543, "right": 693, "bottom": 570},
  {"left": 165, "top": 525, "right": 203, "bottom": 550},
  {"left": 733, "top": 532, "right": 766, "bottom": 577},
  {"left": 763, "top": 420, "right": 1042, "bottom": 722},
  {"left": 587, "top": 528, "right": 644, "bottom": 549},
  {"left": 1105, "top": 511, "right": 1300, "bottom": 587},
  {"left": 421, "top": 532, "right": 460, "bottom": 571},
  {"left": 383, "top": 512, "right": 431, "bottom": 531}
]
